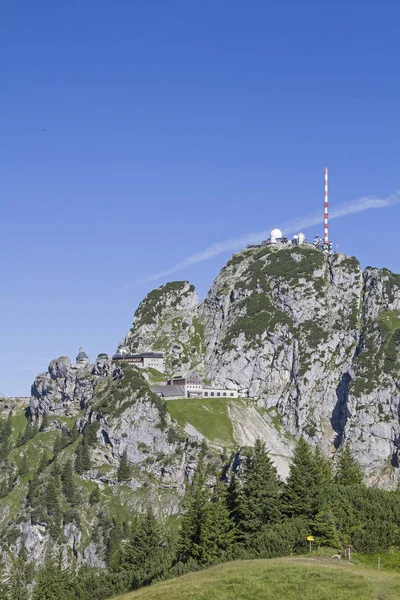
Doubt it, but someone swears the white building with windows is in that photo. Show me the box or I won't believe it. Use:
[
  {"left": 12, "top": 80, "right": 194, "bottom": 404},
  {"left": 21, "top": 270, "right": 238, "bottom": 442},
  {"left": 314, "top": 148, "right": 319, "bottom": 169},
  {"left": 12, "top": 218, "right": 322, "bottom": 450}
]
[
  {"left": 112, "top": 351, "right": 165, "bottom": 372},
  {"left": 151, "top": 370, "right": 248, "bottom": 400}
]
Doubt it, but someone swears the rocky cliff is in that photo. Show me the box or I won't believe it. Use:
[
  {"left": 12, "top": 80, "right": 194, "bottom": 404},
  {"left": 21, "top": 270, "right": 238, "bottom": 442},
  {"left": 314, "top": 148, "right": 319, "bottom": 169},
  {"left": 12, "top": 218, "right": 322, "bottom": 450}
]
[
  {"left": 121, "top": 244, "right": 400, "bottom": 485},
  {"left": 2, "top": 243, "right": 400, "bottom": 569}
]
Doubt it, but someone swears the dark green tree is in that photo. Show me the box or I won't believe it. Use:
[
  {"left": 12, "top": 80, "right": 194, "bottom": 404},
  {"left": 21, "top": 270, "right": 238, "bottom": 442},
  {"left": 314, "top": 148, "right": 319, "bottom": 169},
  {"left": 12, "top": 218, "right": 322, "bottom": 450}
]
[
  {"left": 40, "top": 414, "right": 49, "bottom": 431},
  {"left": 8, "top": 552, "right": 29, "bottom": 600},
  {"left": 61, "top": 460, "right": 76, "bottom": 504},
  {"left": 81, "top": 443, "right": 91, "bottom": 472},
  {"left": 122, "top": 511, "right": 168, "bottom": 586},
  {"left": 19, "top": 453, "right": 29, "bottom": 477},
  {"left": 117, "top": 449, "right": 130, "bottom": 481},
  {"left": 46, "top": 475, "right": 61, "bottom": 519},
  {"left": 16, "top": 421, "right": 36, "bottom": 447},
  {"left": 313, "top": 447, "right": 333, "bottom": 489},
  {"left": 0, "top": 559, "right": 9, "bottom": 599},
  {"left": 52, "top": 433, "right": 63, "bottom": 459},
  {"left": 335, "top": 443, "right": 363, "bottom": 485},
  {"left": 199, "top": 478, "right": 236, "bottom": 564},
  {"left": 89, "top": 485, "right": 100, "bottom": 505},
  {"left": 235, "top": 440, "right": 281, "bottom": 541},
  {"left": 37, "top": 451, "right": 49, "bottom": 474},
  {"left": 74, "top": 444, "right": 83, "bottom": 475},
  {"left": 281, "top": 436, "right": 318, "bottom": 520},
  {"left": 32, "top": 555, "right": 69, "bottom": 600},
  {"left": 177, "top": 456, "right": 210, "bottom": 563}
]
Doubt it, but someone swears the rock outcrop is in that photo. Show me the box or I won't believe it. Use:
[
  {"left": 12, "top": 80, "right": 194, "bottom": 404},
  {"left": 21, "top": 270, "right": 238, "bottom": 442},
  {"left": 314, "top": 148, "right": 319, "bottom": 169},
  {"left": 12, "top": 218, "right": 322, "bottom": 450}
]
[
  {"left": 120, "top": 245, "right": 400, "bottom": 486},
  {"left": 30, "top": 355, "right": 112, "bottom": 419},
  {"left": 118, "top": 281, "right": 204, "bottom": 375},
  {"left": 3, "top": 243, "right": 400, "bottom": 569}
]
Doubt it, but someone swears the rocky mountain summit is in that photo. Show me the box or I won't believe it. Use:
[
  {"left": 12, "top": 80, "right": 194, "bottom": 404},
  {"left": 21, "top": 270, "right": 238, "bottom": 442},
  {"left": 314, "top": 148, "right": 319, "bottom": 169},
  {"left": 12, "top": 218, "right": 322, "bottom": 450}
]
[
  {"left": 2, "top": 243, "right": 400, "bottom": 569},
  {"left": 119, "top": 244, "right": 400, "bottom": 485}
]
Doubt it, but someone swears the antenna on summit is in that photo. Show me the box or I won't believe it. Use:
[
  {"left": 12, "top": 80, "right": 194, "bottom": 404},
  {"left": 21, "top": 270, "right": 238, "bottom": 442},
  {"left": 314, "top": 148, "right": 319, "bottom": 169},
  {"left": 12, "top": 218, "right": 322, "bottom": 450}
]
[{"left": 324, "top": 167, "right": 329, "bottom": 248}]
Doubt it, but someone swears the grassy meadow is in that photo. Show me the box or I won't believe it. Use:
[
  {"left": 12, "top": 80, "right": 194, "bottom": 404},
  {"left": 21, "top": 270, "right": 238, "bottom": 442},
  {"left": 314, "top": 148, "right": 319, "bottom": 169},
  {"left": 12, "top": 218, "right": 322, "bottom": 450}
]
[{"left": 113, "top": 556, "right": 400, "bottom": 600}]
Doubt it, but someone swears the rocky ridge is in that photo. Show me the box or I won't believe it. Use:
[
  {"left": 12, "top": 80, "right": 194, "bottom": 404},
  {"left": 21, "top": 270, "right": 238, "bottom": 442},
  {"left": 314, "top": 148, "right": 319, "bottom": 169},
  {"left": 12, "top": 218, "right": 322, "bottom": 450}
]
[{"left": 3, "top": 243, "right": 400, "bottom": 568}]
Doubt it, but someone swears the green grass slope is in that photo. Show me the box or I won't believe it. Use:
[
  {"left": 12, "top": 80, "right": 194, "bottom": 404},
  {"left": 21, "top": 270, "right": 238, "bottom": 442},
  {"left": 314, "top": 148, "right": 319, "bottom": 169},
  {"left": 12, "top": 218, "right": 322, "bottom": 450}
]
[
  {"left": 113, "top": 557, "right": 400, "bottom": 600},
  {"left": 167, "top": 398, "right": 249, "bottom": 447}
]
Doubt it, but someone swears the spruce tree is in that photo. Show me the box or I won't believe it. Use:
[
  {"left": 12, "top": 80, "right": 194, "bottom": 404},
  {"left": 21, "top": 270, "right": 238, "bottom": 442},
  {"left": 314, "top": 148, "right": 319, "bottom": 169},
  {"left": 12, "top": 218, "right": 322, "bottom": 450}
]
[
  {"left": 177, "top": 456, "right": 210, "bottom": 563},
  {"left": 281, "top": 436, "right": 318, "bottom": 520},
  {"left": 0, "top": 559, "right": 9, "bottom": 599},
  {"left": 74, "top": 444, "right": 83, "bottom": 475},
  {"left": 19, "top": 453, "right": 29, "bottom": 477},
  {"left": 8, "top": 553, "right": 29, "bottom": 600},
  {"left": 199, "top": 478, "right": 236, "bottom": 564},
  {"left": 117, "top": 449, "right": 130, "bottom": 481},
  {"left": 89, "top": 485, "right": 100, "bottom": 505},
  {"left": 81, "top": 443, "right": 91, "bottom": 472},
  {"left": 122, "top": 511, "right": 167, "bottom": 586},
  {"left": 46, "top": 475, "right": 61, "bottom": 519},
  {"left": 40, "top": 414, "right": 49, "bottom": 432},
  {"left": 313, "top": 447, "right": 333, "bottom": 488},
  {"left": 37, "top": 451, "right": 49, "bottom": 474},
  {"left": 52, "top": 433, "right": 63, "bottom": 459},
  {"left": 335, "top": 443, "right": 363, "bottom": 485},
  {"left": 1, "top": 412, "right": 12, "bottom": 438},
  {"left": 235, "top": 440, "right": 281, "bottom": 541},
  {"left": 61, "top": 460, "right": 76, "bottom": 504},
  {"left": 32, "top": 555, "right": 69, "bottom": 600}
]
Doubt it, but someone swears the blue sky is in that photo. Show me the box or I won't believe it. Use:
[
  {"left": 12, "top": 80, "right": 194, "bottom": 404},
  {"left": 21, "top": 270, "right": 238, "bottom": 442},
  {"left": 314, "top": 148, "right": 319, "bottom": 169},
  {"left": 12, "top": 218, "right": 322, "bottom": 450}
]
[{"left": 1, "top": 0, "right": 400, "bottom": 396}]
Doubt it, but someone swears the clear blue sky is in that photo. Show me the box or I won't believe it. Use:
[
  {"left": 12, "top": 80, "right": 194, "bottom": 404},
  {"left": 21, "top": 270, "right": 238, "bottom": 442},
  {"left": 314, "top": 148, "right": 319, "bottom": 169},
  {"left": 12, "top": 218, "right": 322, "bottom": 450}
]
[{"left": 1, "top": 1, "right": 400, "bottom": 396}]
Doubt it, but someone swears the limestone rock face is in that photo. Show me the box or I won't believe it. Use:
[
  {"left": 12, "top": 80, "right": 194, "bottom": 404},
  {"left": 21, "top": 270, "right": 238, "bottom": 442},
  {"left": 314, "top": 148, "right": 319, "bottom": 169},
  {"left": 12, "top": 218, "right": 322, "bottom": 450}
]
[
  {"left": 118, "top": 281, "right": 204, "bottom": 375},
  {"left": 30, "top": 355, "right": 112, "bottom": 419},
  {"left": 196, "top": 247, "right": 400, "bottom": 486},
  {"left": 119, "top": 246, "right": 400, "bottom": 486}
]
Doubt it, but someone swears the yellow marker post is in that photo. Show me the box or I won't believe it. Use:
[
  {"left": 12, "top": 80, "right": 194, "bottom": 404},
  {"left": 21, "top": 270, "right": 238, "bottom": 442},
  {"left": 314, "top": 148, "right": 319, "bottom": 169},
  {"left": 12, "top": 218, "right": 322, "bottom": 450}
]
[{"left": 307, "top": 536, "right": 314, "bottom": 554}]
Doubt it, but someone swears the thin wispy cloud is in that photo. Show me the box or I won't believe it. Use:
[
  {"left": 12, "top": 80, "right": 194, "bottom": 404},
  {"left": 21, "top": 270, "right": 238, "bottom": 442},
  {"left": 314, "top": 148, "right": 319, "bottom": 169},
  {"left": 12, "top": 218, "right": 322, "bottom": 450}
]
[{"left": 132, "top": 191, "right": 400, "bottom": 286}]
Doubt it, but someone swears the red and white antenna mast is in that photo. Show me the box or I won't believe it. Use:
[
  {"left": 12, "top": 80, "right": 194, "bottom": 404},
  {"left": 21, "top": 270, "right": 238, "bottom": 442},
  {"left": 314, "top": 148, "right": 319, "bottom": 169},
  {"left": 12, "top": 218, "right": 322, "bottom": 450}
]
[{"left": 324, "top": 167, "right": 329, "bottom": 247}]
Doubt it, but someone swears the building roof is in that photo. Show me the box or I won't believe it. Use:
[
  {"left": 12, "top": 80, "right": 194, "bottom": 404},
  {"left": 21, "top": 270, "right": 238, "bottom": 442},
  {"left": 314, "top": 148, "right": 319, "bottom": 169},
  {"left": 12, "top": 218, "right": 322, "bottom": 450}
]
[
  {"left": 151, "top": 385, "right": 184, "bottom": 398},
  {"left": 76, "top": 348, "right": 89, "bottom": 362},
  {"left": 113, "top": 352, "right": 164, "bottom": 360}
]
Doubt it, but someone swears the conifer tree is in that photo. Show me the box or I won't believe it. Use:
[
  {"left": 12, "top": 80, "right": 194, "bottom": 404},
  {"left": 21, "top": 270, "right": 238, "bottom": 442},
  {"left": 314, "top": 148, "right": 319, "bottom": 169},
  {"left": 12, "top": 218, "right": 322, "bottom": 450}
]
[
  {"left": 8, "top": 552, "right": 29, "bottom": 600},
  {"left": 81, "top": 443, "right": 91, "bottom": 472},
  {"left": 46, "top": 475, "right": 61, "bottom": 519},
  {"left": 0, "top": 559, "right": 9, "bottom": 599},
  {"left": 52, "top": 433, "right": 63, "bottom": 459},
  {"left": 226, "top": 473, "right": 241, "bottom": 526},
  {"left": 89, "top": 485, "right": 100, "bottom": 505},
  {"left": 281, "top": 436, "right": 318, "bottom": 520},
  {"left": 32, "top": 554, "right": 69, "bottom": 600},
  {"left": 2, "top": 412, "right": 12, "bottom": 438},
  {"left": 74, "top": 444, "right": 83, "bottom": 475},
  {"left": 16, "top": 421, "right": 35, "bottom": 447},
  {"left": 19, "top": 453, "right": 29, "bottom": 477},
  {"left": 235, "top": 440, "right": 281, "bottom": 541},
  {"left": 313, "top": 447, "right": 333, "bottom": 488},
  {"left": 117, "top": 449, "right": 130, "bottom": 481},
  {"left": 37, "top": 451, "right": 49, "bottom": 474},
  {"left": 177, "top": 456, "right": 210, "bottom": 563},
  {"left": 335, "top": 443, "right": 363, "bottom": 485},
  {"left": 61, "top": 460, "right": 76, "bottom": 504},
  {"left": 106, "top": 520, "right": 123, "bottom": 570},
  {"left": 40, "top": 414, "right": 49, "bottom": 432},
  {"left": 122, "top": 511, "right": 167, "bottom": 586},
  {"left": 199, "top": 478, "right": 236, "bottom": 564}
]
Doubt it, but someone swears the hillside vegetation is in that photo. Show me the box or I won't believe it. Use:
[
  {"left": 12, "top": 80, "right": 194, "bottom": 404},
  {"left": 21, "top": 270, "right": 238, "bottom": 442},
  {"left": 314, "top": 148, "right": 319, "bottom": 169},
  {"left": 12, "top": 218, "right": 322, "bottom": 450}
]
[{"left": 114, "top": 557, "right": 400, "bottom": 600}]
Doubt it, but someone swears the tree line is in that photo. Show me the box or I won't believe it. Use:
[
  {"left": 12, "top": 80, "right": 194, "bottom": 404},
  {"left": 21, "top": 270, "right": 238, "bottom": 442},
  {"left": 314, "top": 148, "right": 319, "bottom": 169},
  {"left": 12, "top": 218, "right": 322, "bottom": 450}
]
[{"left": 3, "top": 435, "right": 400, "bottom": 600}]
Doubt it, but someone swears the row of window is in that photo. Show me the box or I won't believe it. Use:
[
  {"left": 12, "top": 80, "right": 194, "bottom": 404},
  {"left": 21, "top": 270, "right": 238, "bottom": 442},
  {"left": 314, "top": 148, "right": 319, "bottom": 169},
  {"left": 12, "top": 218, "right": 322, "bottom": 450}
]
[{"left": 204, "top": 391, "right": 235, "bottom": 397}]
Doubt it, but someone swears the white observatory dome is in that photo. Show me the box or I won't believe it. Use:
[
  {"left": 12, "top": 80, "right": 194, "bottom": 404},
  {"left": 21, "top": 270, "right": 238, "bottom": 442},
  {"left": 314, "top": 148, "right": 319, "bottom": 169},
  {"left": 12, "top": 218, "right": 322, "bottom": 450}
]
[
  {"left": 298, "top": 232, "right": 306, "bottom": 245},
  {"left": 270, "top": 228, "right": 283, "bottom": 244}
]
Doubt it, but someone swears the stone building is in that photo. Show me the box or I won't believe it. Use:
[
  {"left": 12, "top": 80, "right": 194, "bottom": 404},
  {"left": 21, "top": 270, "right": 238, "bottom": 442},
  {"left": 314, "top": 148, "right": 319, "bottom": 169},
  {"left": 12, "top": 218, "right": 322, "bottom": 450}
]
[
  {"left": 76, "top": 348, "right": 90, "bottom": 366},
  {"left": 112, "top": 351, "right": 165, "bottom": 372}
]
